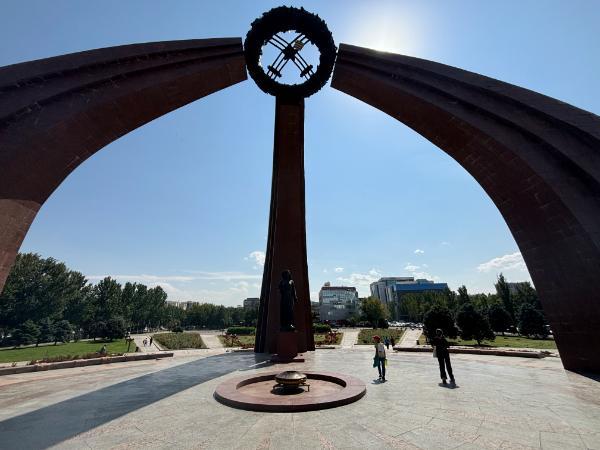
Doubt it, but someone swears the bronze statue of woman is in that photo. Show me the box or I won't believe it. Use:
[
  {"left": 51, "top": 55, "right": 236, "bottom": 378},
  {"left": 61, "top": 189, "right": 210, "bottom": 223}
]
[{"left": 279, "top": 269, "right": 298, "bottom": 331}]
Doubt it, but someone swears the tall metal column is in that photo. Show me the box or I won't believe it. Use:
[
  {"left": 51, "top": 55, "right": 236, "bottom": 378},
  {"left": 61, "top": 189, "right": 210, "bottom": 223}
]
[{"left": 255, "top": 96, "right": 314, "bottom": 354}]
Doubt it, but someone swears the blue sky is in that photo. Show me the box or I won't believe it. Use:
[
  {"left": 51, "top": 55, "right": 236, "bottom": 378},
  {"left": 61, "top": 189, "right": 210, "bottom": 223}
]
[{"left": 2, "top": 1, "right": 599, "bottom": 306}]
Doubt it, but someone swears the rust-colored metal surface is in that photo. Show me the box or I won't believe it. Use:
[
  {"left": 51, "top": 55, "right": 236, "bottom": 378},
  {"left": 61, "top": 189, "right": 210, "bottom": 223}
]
[
  {"left": 0, "top": 38, "right": 246, "bottom": 293},
  {"left": 255, "top": 97, "right": 314, "bottom": 354},
  {"left": 332, "top": 44, "right": 600, "bottom": 373}
]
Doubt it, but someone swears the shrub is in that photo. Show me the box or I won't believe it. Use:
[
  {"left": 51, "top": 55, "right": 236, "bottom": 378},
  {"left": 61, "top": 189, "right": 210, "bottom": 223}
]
[
  {"left": 423, "top": 305, "right": 457, "bottom": 340},
  {"left": 172, "top": 326, "right": 184, "bottom": 333},
  {"left": 312, "top": 323, "right": 331, "bottom": 333},
  {"left": 357, "top": 328, "right": 404, "bottom": 345},
  {"left": 518, "top": 304, "right": 547, "bottom": 338},
  {"left": 153, "top": 332, "right": 205, "bottom": 349},
  {"left": 456, "top": 303, "right": 495, "bottom": 345},
  {"left": 226, "top": 326, "right": 256, "bottom": 335}
]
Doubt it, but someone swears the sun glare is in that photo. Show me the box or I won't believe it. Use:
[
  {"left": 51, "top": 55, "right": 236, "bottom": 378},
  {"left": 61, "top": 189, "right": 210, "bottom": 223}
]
[{"left": 346, "top": 5, "right": 425, "bottom": 56}]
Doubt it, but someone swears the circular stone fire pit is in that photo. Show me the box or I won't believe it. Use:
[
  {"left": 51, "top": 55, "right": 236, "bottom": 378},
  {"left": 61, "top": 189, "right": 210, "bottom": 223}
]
[{"left": 214, "top": 371, "right": 366, "bottom": 412}]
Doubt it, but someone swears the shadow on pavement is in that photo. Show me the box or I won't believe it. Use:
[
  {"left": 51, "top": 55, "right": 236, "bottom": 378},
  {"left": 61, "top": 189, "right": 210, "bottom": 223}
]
[
  {"left": 438, "top": 382, "right": 459, "bottom": 389},
  {"left": 0, "top": 352, "right": 269, "bottom": 449}
]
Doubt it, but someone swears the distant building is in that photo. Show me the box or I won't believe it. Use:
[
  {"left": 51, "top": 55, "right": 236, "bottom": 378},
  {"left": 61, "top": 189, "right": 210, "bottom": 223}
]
[
  {"left": 370, "top": 277, "right": 449, "bottom": 304},
  {"left": 318, "top": 282, "right": 359, "bottom": 321},
  {"left": 166, "top": 300, "right": 201, "bottom": 310},
  {"left": 370, "top": 277, "right": 415, "bottom": 303},
  {"left": 387, "top": 279, "right": 449, "bottom": 303},
  {"left": 243, "top": 297, "right": 260, "bottom": 309}
]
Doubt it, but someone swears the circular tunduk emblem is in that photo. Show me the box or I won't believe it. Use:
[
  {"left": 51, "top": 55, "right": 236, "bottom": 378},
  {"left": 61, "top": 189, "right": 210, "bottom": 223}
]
[{"left": 245, "top": 6, "right": 336, "bottom": 99}]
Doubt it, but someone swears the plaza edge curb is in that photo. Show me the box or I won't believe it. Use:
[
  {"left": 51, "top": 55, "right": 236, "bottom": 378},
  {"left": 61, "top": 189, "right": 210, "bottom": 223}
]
[
  {"left": 0, "top": 352, "right": 174, "bottom": 376},
  {"left": 393, "top": 347, "right": 548, "bottom": 358}
]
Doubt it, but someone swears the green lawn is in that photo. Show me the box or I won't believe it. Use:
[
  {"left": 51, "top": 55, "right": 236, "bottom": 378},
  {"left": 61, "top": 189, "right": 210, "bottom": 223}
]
[
  {"left": 357, "top": 328, "right": 404, "bottom": 345},
  {"left": 153, "top": 332, "right": 206, "bottom": 350},
  {"left": 417, "top": 334, "right": 557, "bottom": 349},
  {"left": 0, "top": 339, "right": 131, "bottom": 364},
  {"left": 218, "top": 335, "right": 255, "bottom": 348},
  {"left": 217, "top": 333, "right": 344, "bottom": 348}
]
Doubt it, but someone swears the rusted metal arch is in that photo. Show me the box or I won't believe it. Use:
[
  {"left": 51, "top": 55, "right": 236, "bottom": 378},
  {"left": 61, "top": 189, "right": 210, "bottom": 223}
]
[
  {"left": 0, "top": 38, "right": 247, "bottom": 291},
  {"left": 332, "top": 43, "right": 600, "bottom": 373}
]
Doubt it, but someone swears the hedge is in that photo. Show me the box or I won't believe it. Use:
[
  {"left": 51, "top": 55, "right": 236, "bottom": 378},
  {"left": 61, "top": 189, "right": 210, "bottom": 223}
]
[
  {"left": 313, "top": 323, "right": 331, "bottom": 333},
  {"left": 226, "top": 326, "right": 256, "bottom": 335}
]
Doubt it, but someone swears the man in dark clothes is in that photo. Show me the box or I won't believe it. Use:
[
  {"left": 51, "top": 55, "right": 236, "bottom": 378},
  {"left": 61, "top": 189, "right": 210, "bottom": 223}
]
[{"left": 431, "top": 328, "right": 455, "bottom": 384}]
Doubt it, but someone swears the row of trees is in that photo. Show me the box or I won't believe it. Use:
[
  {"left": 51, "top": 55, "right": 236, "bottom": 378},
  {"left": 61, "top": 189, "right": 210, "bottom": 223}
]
[
  {"left": 357, "top": 274, "right": 548, "bottom": 344},
  {"left": 0, "top": 253, "right": 259, "bottom": 347}
]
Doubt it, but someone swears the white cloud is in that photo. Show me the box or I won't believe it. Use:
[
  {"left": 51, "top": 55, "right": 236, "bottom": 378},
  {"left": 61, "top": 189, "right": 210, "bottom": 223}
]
[
  {"left": 334, "top": 267, "right": 344, "bottom": 273},
  {"left": 403, "top": 263, "right": 439, "bottom": 281},
  {"left": 414, "top": 249, "right": 425, "bottom": 254},
  {"left": 86, "top": 274, "right": 196, "bottom": 283},
  {"left": 88, "top": 271, "right": 261, "bottom": 283},
  {"left": 477, "top": 252, "right": 526, "bottom": 273},
  {"left": 246, "top": 251, "right": 265, "bottom": 267},
  {"left": 337, "top": 268, "right": 381, "bottom": 287}
]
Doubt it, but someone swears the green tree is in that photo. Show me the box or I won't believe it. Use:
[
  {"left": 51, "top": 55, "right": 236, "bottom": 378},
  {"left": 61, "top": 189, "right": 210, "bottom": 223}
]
[
  {"left": 518, "top": 304, "right": 547, "bottom": 338},
  {"left": 360, "top": 297, "right": 389, "bottom": 328},
  {"left": 423, "top": 304, "right": 457, "bottom": 340},
  {"left": 12, "top": 320, "right": 40, "bottom": 347},
  {"left": 37, "top": 318, "right": 55, "bottom": 346},
  {"left": 488, "top": 304, "right": 511, "bottom": 335},
  {"left": 53, "top": 320, "right": 73, "bottom": 344},
  {"left": 91, "top": 277, "right": 123, "bottom": 323},
  {"left": 495, "top": 273, "right": 514, "bottom": 322},
  {"left": 513, "top": 282, "right": 542, "bottom": 315},
  {"left": 456, "top": 303, "right": 495, "bottom": 345},
  {"left": 457, "top": 285, "right": 470, "bottom": 307},
  {"left": 105, "top": 316, "right": 126, "bottom": 340},
  {"left": 0, "top": 253, "right": 88, "bottom": 330}
]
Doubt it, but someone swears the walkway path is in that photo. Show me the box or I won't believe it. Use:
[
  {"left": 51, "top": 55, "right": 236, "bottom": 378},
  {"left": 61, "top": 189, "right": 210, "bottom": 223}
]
[
  {"left": 199, "top": 334, "right": 225, "bottom": 349},
  {"left": 398, "top": 327, "right": 422, "bottom": 347},
  {"left": 131, "top": 335, "right": 161, "bottom": 352},
  {"left": 340, "top": 328, "right": 360, "bottom": 348}
]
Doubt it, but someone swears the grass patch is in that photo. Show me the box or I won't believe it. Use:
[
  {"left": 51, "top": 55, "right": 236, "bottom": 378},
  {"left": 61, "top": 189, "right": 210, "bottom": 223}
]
[
  {"left": 217, "top": 332, "right": 345, "bottom": 348},
  {"left": 417, "top": 334, "right": 557, "bottom": 349},
  {"left": 357, "top": 328, "right": 404, "bottom": 345},
  {"left": 315, "top": 333, "right": 343, "bottom": 346},
  {"left": 153, "top": 332, "right": 206, "bottom": 350},
  {"left": 218, "top": 335, "right": 255, "bottom": 348},
  {"left": 0, "top": 339, "right": 131, "bottom": 364}
]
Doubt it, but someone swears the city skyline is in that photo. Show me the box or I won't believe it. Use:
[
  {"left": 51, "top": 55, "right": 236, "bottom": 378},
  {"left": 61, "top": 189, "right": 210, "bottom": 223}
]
[{"left": 3, "top": 1, "right": 599, "bottom": 306}]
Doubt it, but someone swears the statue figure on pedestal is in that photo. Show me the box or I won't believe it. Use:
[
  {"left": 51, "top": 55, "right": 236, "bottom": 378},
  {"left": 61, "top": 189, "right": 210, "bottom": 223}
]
[{"left": 279, "top": 270, "right": 298, "bottom": 331}]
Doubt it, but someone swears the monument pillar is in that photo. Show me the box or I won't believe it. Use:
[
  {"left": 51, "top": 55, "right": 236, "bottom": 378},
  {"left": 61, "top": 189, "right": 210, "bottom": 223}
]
[{"left": 255, "top": 97, "right": 313, "bottom": 354}]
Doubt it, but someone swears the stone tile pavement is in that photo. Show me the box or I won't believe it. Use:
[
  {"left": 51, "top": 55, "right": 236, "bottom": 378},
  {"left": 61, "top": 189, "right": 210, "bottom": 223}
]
[{"left": 0, "top": 348, "right": 598, "bottom": 449}]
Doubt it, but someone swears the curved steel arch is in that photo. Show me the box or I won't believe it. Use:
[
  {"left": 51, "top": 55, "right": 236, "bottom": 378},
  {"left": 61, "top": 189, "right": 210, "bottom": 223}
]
[
  {"left": 0, "top": 38, "right": 246, "bottom": 291},
  {"left": 332, "top": 44, "right": 600, "bottom": 373}
]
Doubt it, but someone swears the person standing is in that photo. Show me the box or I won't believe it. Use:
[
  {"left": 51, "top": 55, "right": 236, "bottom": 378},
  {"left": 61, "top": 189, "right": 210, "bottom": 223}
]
[
  {"left": 390, "top": 336, "right": 396, "bottom": 348},
  {"left": 384, "top": 336, "right": 390, "bottom": 349},
  {"left": 373, "top": 335, "right": 387, "bottom": 381},
  {"left": 149, "top": 336, "right": 153, "bottom": 347},
  {"left": 431, "top": 329, "right": 455, "bottom": 384}
]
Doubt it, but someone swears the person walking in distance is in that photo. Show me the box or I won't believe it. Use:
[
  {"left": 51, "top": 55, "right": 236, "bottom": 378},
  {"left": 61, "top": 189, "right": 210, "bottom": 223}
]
[
  {"left": 431, "top": 328, "right": 455, "bottom": 385},
  {"left": 384, "top": 336, "right": 390, "bottom": 350},
  {"left": 373, "top": 335, "right": 387, "bottom": 381},
  {"left": 149, "top": 336, "right": 153, "bottom": 347}
]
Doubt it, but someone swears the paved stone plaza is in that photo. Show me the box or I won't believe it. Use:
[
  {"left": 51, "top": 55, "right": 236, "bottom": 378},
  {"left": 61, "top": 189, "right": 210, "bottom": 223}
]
[{"left": 0, "top": 348, "right": 598, "bottom": 449}]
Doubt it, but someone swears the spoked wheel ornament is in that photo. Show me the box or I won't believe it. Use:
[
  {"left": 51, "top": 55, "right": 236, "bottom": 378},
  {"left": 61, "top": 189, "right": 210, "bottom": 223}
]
[{"left": 244, "top": 6, "right": 337, "bottom": 98}]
